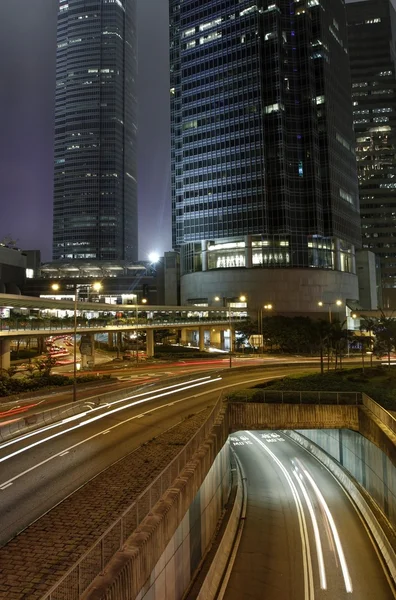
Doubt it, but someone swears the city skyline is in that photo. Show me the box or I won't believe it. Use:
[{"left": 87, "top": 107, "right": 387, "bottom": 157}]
[
  {"left": 0, "top": 0, "right": 171, "bottom": 262},
  {"left": 0, "top": 0, "right": 392, "bottom": 263}
]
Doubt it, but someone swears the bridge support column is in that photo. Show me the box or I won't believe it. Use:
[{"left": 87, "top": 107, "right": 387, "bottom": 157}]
[
  {"left": 107, "top": 332, "right": 114, "bottom": 348},
  {"left": 180, "top": 327, "right": 189, "bottom": 345},
  {"left": 146, "top": 329, "right": 154, "bottom": 358},
  {"left": 210, "top": 328, "right": 221, "bottom": 349},
  {"left": 0, "top": 339, "right": 10, "bottom": 371},
  {"left": 199, "top": 326, "right": 205, "bottom": 352}
]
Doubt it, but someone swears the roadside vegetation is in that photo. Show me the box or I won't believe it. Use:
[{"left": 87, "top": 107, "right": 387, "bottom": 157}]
[
  {"left": 227, "top": 367, "right": 396, "bottom": 410},
  {"left": 0, "top": 354, "right": 111, "bottom": 398}
]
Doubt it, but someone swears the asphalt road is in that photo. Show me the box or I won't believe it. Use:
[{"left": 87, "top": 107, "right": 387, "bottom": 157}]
[
  {"left": 0, "top": 365, "right": 316, "bottom": 547},
  {"left": 225, "top": 431, "right": 394, "bottom": 600}
]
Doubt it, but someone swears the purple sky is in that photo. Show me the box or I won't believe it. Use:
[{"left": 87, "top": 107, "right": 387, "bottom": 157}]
[
  {"left": 0, "top": 0, "right": 171, "bottom": 261},
  {"left": 0, "top": 0, "right": 390, "bottom": 261}
]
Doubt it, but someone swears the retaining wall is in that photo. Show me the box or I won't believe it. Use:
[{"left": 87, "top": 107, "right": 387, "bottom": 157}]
[{"left": 83, "top": 407, "right": 230, "bottom": 600}]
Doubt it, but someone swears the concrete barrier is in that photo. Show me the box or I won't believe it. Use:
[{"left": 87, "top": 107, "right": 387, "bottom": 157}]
[
  {"left": 196, "top": 451, "right": 245, "bottom": 600},
  {"left": 287, "top": 430, "right": 396, "bottom": 582},
  {"left": 81, "top": 407, "right": 230, "bottom": 600}
]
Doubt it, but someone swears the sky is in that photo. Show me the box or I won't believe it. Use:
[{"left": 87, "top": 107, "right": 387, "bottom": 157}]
[
  {"left": 0, "top": 0, "right": 171, "bottom": 261},
  {"left": 0, "top": 0, "right": 392, "bottom": 261}
]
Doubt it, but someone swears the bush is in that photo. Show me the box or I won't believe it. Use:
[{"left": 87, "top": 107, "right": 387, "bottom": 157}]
[{"left": 0, "top": 373, "right": 112, "bottom": 398}]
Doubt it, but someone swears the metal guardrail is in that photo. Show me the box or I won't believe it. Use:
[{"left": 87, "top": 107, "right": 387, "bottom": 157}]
[
  {"left": 41, "top": 393, "right": 225, "bottom": 600},
  {"left": 229, "top": 390, "right": 362, "bottom": 405},
  {"left": 0, "top": 318, "right": 246, "bottom": 337}
]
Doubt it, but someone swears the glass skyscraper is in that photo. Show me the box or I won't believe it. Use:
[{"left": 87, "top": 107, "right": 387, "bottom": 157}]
[
  {"left": 170, "top": 0, "right": 362, "bottom": 311},
  {"left": 53, "top": 0, "right": 137, "bottom": 262},
  {"left": 347, "top": 0, "right": 396, "bottom": 291}
]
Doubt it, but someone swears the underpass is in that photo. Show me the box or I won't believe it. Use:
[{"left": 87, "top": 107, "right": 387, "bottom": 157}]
[
  {"left": 1, "top": 367, "right": 396, "bottom": 599},
  {"left": 224, "top": 430, "right": 394, "bottom": 599}
]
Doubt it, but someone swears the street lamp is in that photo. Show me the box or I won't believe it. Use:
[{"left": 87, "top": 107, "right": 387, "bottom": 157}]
[
  {"left": 227, "top": 295, "right": 247, "bottom": 368},
  {"left": 259, "top": 304, "right": 273, "bottom": 353},
  {"left": 51, "top": 281, "right": 102, "bottom": 402},
  {"left": 318, "top": 299, "right": 342, "bottom": 323}
]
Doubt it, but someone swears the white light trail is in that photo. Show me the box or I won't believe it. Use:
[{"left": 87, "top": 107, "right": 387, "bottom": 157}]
[
  {"left": 297, "top": 459, "right": 353, "bottom": 594},
  {"left": 293, "top": 468, "right": 327, "bottom": 590},
  {"left": 0, "top": 377, "right": 221, "bottom": 464},
  {"left": 247, "top": 431, "right": 314, "bottom": 600},
  {"left": 0, "top": 376, "right": 214, "bottom": 452}
]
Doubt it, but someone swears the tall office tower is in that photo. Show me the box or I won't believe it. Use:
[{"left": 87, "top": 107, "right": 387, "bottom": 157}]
[
  {"left": 170, "top": 0, "right": 361, "bottom": 313},
  {"left": 53, "top": 0, "right": 137, "bottom": 262},
  {"left": 347, "top": 0, "right": 396, "bottom": 301}
]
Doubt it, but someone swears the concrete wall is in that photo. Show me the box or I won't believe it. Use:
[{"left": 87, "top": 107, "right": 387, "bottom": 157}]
[
  {"left": 181, "top": 268, "right": 359, "bottom": 314},
  {"left": 136, "top": 442, "right": 230, "bottom": 600},
  {"left": 228, "top": 403, "right": 360, "bottom": 432},
  {"left": 83, "top": 408, "right": 230, "bottom": 600},
  {"left": 295, "top": 429, "right": 396, "bottom": 531}
]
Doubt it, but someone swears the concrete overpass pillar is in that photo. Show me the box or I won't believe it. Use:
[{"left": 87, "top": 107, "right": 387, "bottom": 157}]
[
  {"left": 180, "top": 327, "right": 189, "bottom": 345},
  {"left": 210, "top": 329, "right": 221, "bottom": 349},
  {"left": 87, "top": 333, "right": 96, "bottom": 368},
  {"left": 107, "top": 332, "right": 114, "bottom": 348},
  {"left": 199, "top": 326, "right": 205, "bottom": 352},
  {"left": 0, "top": 339, "right": 10, "bottom": 371},
  {"left": 146, "top": 329, "right": 155, "bottom": 358}
]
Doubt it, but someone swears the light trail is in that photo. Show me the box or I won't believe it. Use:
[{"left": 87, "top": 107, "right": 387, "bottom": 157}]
[
  {"left": 293, "top": 467, "right": 327, "bottom": 590},
  {"left": 0, "top": 376, "right": 221, "bottom": 465},
  {"left": 296, "top": 458, "right": 353, "bottom": 594},
  {"left": 0, "top": 376, "right": 214, "bottom": 452},
  {"left": 247, "top": 431, "right": 315, "bottom": 600}
]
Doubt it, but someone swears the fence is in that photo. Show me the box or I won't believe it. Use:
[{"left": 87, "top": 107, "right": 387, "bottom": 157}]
[
  {"left": 41, "top": 393, "right": 225, "bottom": 600},
  {"left": 228, "top": 390, "right": 362, "bottom": 405}
]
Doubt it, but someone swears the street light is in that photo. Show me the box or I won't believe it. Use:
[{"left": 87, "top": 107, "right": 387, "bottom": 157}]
[
  {"left": 318, "top": 299, "right": 342, "bottom": 323},
  {"left": 51, "top": 281, "right": 102, "bottom": 402},
  {"left": 259, "top": 304, "right": 273, "bottom": 353},
  {"left": 227, "top": 295, "right": 247, "bottom": 368}
]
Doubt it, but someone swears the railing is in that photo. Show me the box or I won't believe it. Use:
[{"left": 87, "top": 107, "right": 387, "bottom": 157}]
[
  {"left": 228, "top": 390, "right": 362, "bottom": 405},
  {"left": 0, "top": 317, "right": 245, "bottom": 335},
  {"left": 362, "top": 392, "right": 396, "bottom": 437},
  {"left": 41, "top": 393, "right": 225, "bottom": 600}
]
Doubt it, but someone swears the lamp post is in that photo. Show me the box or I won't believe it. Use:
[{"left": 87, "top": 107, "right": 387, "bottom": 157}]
[
  {"left": 318, "top": 299, "right": 342, "bottom": 323},
  {"left": 259, "top": 304, "right": 273, "bottom": 353},
  {"left": 227, "top": 295, "right": 246, "bottom": 368},
  {"left": 51, "top": 281, "right": 101, "bottom": 402}
]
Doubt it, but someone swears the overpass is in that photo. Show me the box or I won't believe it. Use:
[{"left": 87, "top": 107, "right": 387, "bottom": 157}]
[
  {"left": 29, "top": 389, "right": 396, "bottom": 600},
  {"left": 0, "top": 293, "right": 248, "bottom": 368}
]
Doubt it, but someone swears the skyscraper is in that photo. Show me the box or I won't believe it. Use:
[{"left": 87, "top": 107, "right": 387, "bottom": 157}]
[
  {"left": 347, "top": 0, "right": 396, "bottom": 297},
  {"left": 170, "top": 0, "right": 361, "bottom": 313},
  {"left": 53, "top": 0, "right": 137, "bottom": 262}
]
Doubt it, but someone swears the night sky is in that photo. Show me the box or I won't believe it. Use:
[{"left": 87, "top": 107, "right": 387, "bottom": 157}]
[
  {"left": 0, "top": 0, "right": 170, "bottom": 261},
  {"left": 0, "top": 0, "right": 389, "bottom": 261}
]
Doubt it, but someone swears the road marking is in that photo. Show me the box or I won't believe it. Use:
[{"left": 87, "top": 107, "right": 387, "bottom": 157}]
[
  {"left": 247, "top": 431, "right": 314, "bottom": 600},
  {"left": 101, "top": 431, "right": 110, "bottom": 436},
  {"left": 137, "top": 414, "right": 144, "bottom": 419},
  {"left": 59, "top": 451, "right": 69, "bottom": 456},
  {"left": 0, "top": 482, "right": 13, "bottom": 490}
]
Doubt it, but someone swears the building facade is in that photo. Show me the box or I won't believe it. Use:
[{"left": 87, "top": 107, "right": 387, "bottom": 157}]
[
  {"left": 53, "top": 0, "right": 137, "bottom": 262},
  {"left": 347, "top": 0, "right": 396, "bottom": 301},
  {"left": 170, "top": 0, "right": 361, "bottom": 313}
]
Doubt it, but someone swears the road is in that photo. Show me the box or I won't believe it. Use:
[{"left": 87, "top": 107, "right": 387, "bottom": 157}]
[
  {"left": 0, "top": 365, "right": 316, "bottom": 547},
  {"left": 225, "top": 431, "right": 394, "bottom": 600}
]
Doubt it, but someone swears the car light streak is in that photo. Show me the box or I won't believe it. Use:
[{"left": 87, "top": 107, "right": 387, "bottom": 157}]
[
  {"left": 247, "top": 431, "right": 314, "bottom": 600},
  {"left": 0, "top": 376, "right": 214, "bottom": 452},
  {"left": 0, "top": 380, "right": 222, "bottom": 490},
  {"left": 0, "top": 377, "right": 222, "bottom": 465},
  {"left": 293, "top": 468, "right": 327, "bottom": 590},
  {"left": 296, "top": 459, "right": 353, "bottom": 594}
]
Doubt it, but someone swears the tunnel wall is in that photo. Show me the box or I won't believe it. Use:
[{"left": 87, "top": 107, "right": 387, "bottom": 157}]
[
  {"left": 295, "top": 429, "right": 396, "bottom": 530},
  {"left": 136, "top": 441, "right": 230, "bottom": 600}
]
